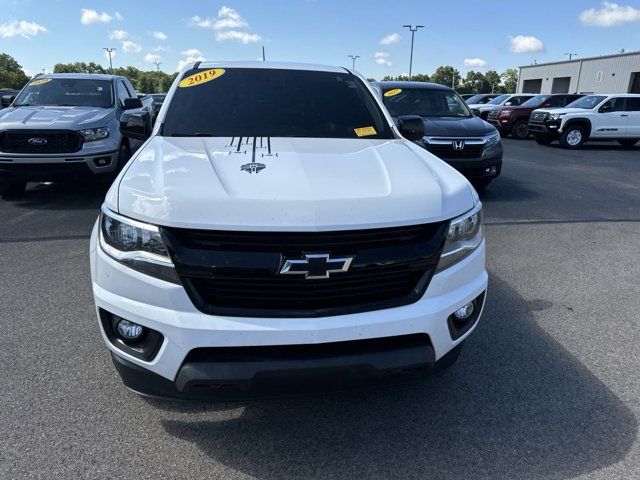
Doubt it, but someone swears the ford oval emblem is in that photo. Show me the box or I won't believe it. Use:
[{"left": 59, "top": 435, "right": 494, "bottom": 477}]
[{"left": 28, "top": 137, "right": 48, "bottom": 145}]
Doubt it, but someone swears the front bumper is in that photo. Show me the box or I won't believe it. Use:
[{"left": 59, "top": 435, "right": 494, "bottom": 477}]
[
  {"left": 0, "top": 149, "right": 120, "bottom": 182},
  {"left": 90, "top": 221, "right": 488, "bottom": 398},
  {"left": 528, "top": 120, "right": 561, "bottom": 137}
]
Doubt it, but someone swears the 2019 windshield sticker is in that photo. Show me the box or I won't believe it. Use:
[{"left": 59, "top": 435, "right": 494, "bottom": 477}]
[
  {"left": 384, "top": 89, "right": 402, "bottom": 97},
  {"left": 178, "top": 69, "right": 226, "bottom": 88},
  {"left": 29, "top": 78, "right": 52, "bottom": 86},
  {"left": 354, "top": 126, "right": 377, "bottom": 137}
]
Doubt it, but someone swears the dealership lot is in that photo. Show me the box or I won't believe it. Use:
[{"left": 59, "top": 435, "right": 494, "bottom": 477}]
[{"left": 1, "top": 139, "right": 639, "bottom": 479}]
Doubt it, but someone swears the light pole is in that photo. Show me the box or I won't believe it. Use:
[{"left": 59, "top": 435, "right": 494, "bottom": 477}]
[
  {"left": 564, "top": 52, "right": 578, "bottom": 60},
  {"left": 348, "top": 55, "right": 360, "bottom": 70},
  {"left": 103, "top": 47, "right": 116, "bottom": 72},
  {"left": 402, "top": 24, "right": 424, "bottom": 80},
  {"left": 153, "top": 61, "right": 162, "bottom": 93}
]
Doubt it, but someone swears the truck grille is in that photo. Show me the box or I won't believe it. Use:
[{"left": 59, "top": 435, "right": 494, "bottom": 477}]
[
  {"left": 161, "top": 223, "right": 448, "bottom": 318},
  {"left": 424, "top": 142, "right": 484, "bottom": 159},
  {"left": 0, "top": 130, "right": 83, "bottom": 154},
  {"left": 529, "top": 112, "right": 548, "bottom": 124}
]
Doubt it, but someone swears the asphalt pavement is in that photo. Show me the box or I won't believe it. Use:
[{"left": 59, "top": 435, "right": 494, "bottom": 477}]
[{"left": 1, "top": 139, "right": 639, "bottom": 479}]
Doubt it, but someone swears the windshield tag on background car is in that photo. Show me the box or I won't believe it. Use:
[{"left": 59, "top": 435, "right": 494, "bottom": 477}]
[
  {"left": 354, "top": 126, "right": 377, "bottom": 137},
  {"left": 384, "top": 89, "right": 402, "bottom": 97},
  {"left": 29, "top": 78, "right": 52, "bottom": 86},
  {"left": 178, "top": 69, "right": 226, "bottom": 88}
]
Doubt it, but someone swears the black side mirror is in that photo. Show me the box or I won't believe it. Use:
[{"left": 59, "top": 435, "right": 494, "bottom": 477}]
[
  {"left": 397, "top": 115, "right": 425, "bottom": 142},
  {"left": 599, "top": 104, "right": 612, "bottom": 113},
  {"left": 1, "top": 95, "right": 16, "bottom": 107},
  {"left": 120, "top": 110, "right": 150, "bottom": 141},
  {"left": 123, "top": 97, "right": 143, "bottom": 110}
]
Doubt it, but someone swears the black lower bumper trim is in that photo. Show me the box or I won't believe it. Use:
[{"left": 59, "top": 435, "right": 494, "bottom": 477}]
[
  {"left": 446, "top": 156, "right": 502, "bottom": 179},
  {"left": 112, "top": 334, "right": 436, "bottom": 400}
]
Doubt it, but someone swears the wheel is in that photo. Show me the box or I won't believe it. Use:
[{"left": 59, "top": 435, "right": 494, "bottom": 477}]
[
  {"left": 1, "top": 181, "right": 27, "bottom": 200},
  {"left": 117, "top": 143, "right": 131, "bottom": 171},
  {"left": 471, "top": 178, "right": 492, "bottom": 190},
  {"left": 510, "top": 120, "right": 530, "bottom": 139},
  {"left": 618, "top": 139, "right": 639, "bottom": 148},
  {"left": 535, "top": 134, "right": 553, "bottom": 145},
  {"left": 560, "top": 125, "right": 586, "bottom": 149},
  {"left": 434, "top": 342, "right": 464, "bottom": 372}
]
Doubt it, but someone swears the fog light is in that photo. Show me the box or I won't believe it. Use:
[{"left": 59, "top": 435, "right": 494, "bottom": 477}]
[
  {"left": 453, "top": 302, "right": 475, "bottom": 320},
  {"left": 116, "top": 319, "right": 144, "bottom": 341},
  {"left": 485, "top": 165, "right": 498, "bottom": 174}
]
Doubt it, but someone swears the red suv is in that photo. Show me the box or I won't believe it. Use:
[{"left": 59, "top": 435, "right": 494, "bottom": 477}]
[{"left": 487, "top": 94, "right": 583, "bottom": 139}]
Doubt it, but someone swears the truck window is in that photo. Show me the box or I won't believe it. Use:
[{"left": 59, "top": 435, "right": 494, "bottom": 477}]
[
  {"left": 566, "top": 95, "right": 607, "bottom": 109},
  {"left": 600, "top": 97, "right": 625, "bottom": 112},
  {"left": 382, "top": 89, "right": 471, "bottom": 118},
  {"left": 625, "top": 97, "right": 640, "bottom": 111},
  {"left": 162, "top": 68, "right": 393, "bottom": 139},
  {"left": 545, "top": 96, "right": 565, "bottom": 108},
  {"left": 116, "top": 80, "right": 131, "bottom": 106},
  {"left": 13, "top": 78, "right": 114, "bottom": 108}
]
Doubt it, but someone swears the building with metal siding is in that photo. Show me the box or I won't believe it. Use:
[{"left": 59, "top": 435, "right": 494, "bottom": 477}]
[{"left": 517, "top": 51, "right": 640, "bottom": 95}]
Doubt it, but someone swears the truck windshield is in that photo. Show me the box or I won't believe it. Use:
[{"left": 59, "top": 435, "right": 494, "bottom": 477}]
[
  {"left": 486, "top": 94, "right": 510, "bottom": 105},
  {"left": 163, "top": 68, "right": 394, "bottom": 139},
  {"left": 13, "top": 78, "right": 114, "bottom": 108},
  {"left": 566, "top": 95, "right": 607, "bottom": 109},
  {"left": 382, "top": 88, "right": 471, "bottom": 118},
  {"left": 465, "top": 94, "right": 493, "bottom": 104},
  {"left": 521, "top": 95, "right": 551, "bottom": 108}
]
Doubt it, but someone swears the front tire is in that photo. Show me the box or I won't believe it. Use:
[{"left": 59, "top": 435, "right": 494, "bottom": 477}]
[
  {"left": 535, "top": 134, "right": 553, "bottom": 145},
  {"left": 560, "top": 125, "right": 586, "bottom": 149},
  {"left": 618, "top": 139, "right": 639, "bottom": 148},
  {"left": 1, "top": 181, "right": 27, "bottom": 200},
  {"left": 510, "top": 120, "right": 530, "bottom": 139}
]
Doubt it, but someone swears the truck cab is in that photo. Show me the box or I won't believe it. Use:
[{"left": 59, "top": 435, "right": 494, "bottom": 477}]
[{"left": 0, "top": 73, "right": 154, "bottom": 199}]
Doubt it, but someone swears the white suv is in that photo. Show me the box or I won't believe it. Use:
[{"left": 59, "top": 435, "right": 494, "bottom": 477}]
[
  {"left": 90, "top": 62, "right": 487, "bottom": 399},
  {"left": 529, "top": 94, "right": 640, "bottom": 148}
]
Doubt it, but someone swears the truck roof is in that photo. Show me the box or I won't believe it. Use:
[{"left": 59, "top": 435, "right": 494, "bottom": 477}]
[
  {"left": 33, "top": 73, "right": 123, "bottom": 81},
  {"left": 184, "top": 61, "right": 348, "bottom": 74},
  {"left": 373, "top": 81, "right": 453, "bottom": 92}
]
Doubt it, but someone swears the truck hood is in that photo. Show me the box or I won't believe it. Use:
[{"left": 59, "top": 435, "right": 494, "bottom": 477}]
[
  {"left": 111, "top": 136, "right": 474, "bottom": 231},
  {"left": 0, "top": 105, "right": 114, "bottom": 129},
  {"left": 533, "top": 107, "right": 588, "bottom": 116},
  {"left": 421, "top": 116, "right": 494, "bottom": 137}
]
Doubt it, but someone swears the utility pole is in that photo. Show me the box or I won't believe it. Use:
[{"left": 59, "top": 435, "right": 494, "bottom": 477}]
[
  {"left": 103, "top": 47, "right": 116, "bottom": 72},
  {"left": 348, "top": 55, "right": 360, "bottom": 70},
  {"left": 262, "top": 46, "right": 266, "bottom": 61},
  {"left": 402, "top": 24, "right": 424, "bottom": 80},
  {"left": 153, "top": 61, "right": 162, "bottom": 93},
  {"left": 564, "top": 52, "right": 578, "bottom": 60}
]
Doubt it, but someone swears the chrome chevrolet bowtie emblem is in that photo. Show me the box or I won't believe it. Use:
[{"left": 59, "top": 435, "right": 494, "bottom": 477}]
[
  {"left": 452, "top": 140, "right": 465, "bottom": 150},
  {"left": 279, "top": 254, "right": 354, "bottom": 279}
]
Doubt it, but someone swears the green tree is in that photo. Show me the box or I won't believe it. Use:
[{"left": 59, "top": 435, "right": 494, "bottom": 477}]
[
  {"left": 462, "top": 71, "right": 491, "bottom": 94},
  {"left": 411, "top": 73, "right": 430, "bottom": 82},
  {"left": 430, "top": 66, "right": 460, "bottom": 89},
  {"left": 366, "top": 77, "right": 376, "bottom": 82},
  {"left": 484, "top": 70, "right": 502, "bottom": 93},
  {"left": 0, "top": 53, "right": 30, "bottom": 89},
  {"left": 53, "top": 62, "right": 106, "bottom": 74},
  {"left": 395, "top": 74, "right": 410, "bottom": 81},
  {"left": 381, "top": 75, "right": 394, "bottom": 81},
  {"left": 501, "top": 68, "right": 518, "bottom": 93}
]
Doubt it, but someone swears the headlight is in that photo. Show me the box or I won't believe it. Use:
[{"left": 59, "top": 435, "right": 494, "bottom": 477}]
[
  {"left": 79, "top": 127, "right": 109, "bottom": 142},
  {"left": 498, "top": 110, "right": 512, "bottom": 117},
  {"left": 436, "top": 203, "right": 483, "bottom": 272},
  {"left": 483, "top": 130, "right": 500, "bottom": 147},
  {"left": 99, "top": 206, "right": 179, "bottom": 283},
  {"left": 549, "top": 113, "right": 565, "bottom": 121}
]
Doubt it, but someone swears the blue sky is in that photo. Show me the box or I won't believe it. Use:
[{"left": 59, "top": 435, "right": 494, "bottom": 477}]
[{"left": 2, "top": 0, "right": 640, "bottom": 78}]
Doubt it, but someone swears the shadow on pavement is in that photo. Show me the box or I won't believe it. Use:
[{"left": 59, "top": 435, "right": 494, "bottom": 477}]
[
  {"left": 158, "top": 273, "right": 637, "bottom": 479},
  {"left": 4, "top": 180, "right": 110, "bottom": 211}
]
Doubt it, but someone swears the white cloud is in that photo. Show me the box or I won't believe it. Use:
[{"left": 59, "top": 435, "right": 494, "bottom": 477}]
[
  {"left": 153, "top": 45, "right": 167, "bottom": 52},
  {"left": 121, "top": 40, "right": 142, "bottom": 53},
  {"left": 374, "top": 51, "right": 392, "bottom": 67},
  {"left": 189, "top": 6, "right": 260, "bottom": 43},
  {"left": 177, "top": 55, "right": 205, "bottom": 71},
  {"left": 579, "top": 1, "right": 640, "bottom": 27},
  {"left": 151, "top": 31, "right": 167, "bottom": 40},
  {"left": 109, "top": 29, "right": 128, "bottom": 40},
  {"left": 114, "top": 12, "right": 124, "bottom": 21},
  {"left": 0, "top": 20, "right": 47, "bottom": 39},
  {"left": 215, "top": 30, "right": 261, "bottom": 43},
  {"left": 380, "top": 33, "right": 401, "bottom": 45},
  {"left": 80, "top": 9, "right": 117, "bottom": 24},
  {"left": 508, "top": 35, "right": 544, "bottom": 53},
  {"left": 144, "top": 53, "right": 161, "bottom": 63},
  {"left": 181, "top": 48, "right": 203, "bottom": 57},
  {"left": 464, "top": 58, "right": 488, "bottom": 68}
]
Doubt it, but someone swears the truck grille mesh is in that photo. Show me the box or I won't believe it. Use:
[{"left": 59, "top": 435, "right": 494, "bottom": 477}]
[{"left": 0, "top": 130, "right": 83, "bottom": 154}]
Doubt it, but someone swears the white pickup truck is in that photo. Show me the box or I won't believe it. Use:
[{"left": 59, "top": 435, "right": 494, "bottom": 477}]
[
  {"left": 528, "top": 94, "right": 640, "bottom": 148},
  {"left": 90, "top": 61, "right": 487, "bottom": 399}
]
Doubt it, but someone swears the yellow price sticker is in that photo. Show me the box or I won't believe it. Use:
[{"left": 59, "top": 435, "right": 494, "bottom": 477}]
[
  {"left": 354, "top": 126, "right": 377, "bottom": 137},
  {"left": 178, "top": 69, "right": 226, "bottom": 88},
  {"left": 29, "top": 78, "right": 52, "bottom": 86},
  {"left": 384, "top": 88, "right": 402, "bottom": 97}
]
